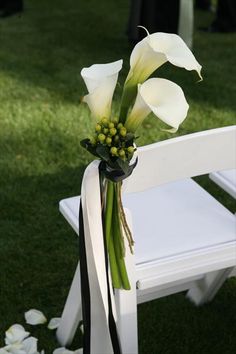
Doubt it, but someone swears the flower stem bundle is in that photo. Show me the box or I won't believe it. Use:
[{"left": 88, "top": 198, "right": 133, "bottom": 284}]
[{"left": 80, "top": 29, "right": 202, "bottom": 289}]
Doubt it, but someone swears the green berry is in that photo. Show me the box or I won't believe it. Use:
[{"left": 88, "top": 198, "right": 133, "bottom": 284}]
[
  {"left": 110, "top": 147, "right": 118, "bottom": 156},
  {"left": 111, "top": 117, "right": 119, "bottom": 124},
  {"left": 117, "top": 123, "right": 123, "bottom": 129},
  {"left": 114, "top": 135, "right": 119, "bottom": 143},
  {"left": 109, "top": 128, "right": 117, "bottom": 136},
  {"left": 127, "top": 146, "right": 134, "bottom": 154},
  {"left": 120, "top": 128, "right": 127, "bottom": 137},
  {"left": 108, "top": 122, "right": 114, "bottom": 129},
  {"left": 106, "top": 137, "right": 112, "bottom": 145},
  {"left": 119, "top": 149, "right": 125, "bottom": 157},
  {"left": 95, "top": 124, "right": 102, "bottom": 132},
  {"left": 103, "top": 128, "right": 109, "bottom": 134},
  {"left": 98, "top": 133, "right": 106, "bottom": 142},
  {"left": 101, "top": 118, "right": 108, "bottom": 126}
]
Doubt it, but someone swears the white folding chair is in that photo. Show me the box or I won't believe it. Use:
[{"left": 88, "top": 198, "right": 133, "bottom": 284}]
[
  {"left": 56, "top": 126, "right": 236, "bottom": 354},
  {"left": 209, "top": 169, "right": 236, "bottom": 199}
]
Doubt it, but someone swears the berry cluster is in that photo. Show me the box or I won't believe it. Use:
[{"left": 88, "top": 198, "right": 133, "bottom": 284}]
[{"left": 90, "top": 117, "right": 135, "bottom": 160}]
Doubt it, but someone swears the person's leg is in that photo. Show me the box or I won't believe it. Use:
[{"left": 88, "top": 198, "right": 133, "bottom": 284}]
[
  {"left": 196, "top": 0, "right": 211, "bottom": 11},
  {"left": 211, "top": 0, "right": 236, "bottom": 32},
  {"left": 0, "top": 0, "right": 23, "bottom": 18}
]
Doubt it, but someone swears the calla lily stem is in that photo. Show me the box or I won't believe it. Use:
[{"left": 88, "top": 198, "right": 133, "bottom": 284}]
[
  {"left": 119, "top": 82, "right": 137, "bottom": 123},
  {"left": 105, "top": 180, "right": 131, "bottom": 290}
]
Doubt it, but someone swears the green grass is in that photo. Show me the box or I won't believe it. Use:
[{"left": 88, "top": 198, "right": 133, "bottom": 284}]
[{"left": 0, "top": 1, "right": 236, "bottom": 352}]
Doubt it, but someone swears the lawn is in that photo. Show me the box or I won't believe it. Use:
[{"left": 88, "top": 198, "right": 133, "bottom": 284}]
[{"left": 0, "top": 0, "right": 235, "bottom": 353}]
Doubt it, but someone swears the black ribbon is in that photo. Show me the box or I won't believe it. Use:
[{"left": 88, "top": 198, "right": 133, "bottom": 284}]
[
  {"left": 79, "top": 203, "right": 91, "bottom": 354},
  {"left": 99, "top": 158, "right": 138, "bottom": 183},
  {"left": 79, "top": 159, "right": 137, "bottom": 353}
]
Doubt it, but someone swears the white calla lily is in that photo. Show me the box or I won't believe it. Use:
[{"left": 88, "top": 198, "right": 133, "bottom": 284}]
[
  {"left": 5, "top": 325, "right": 30, "bottom": 345},
  {"left": 24, "top": 309, "right": 47, "bottom": 326},
  {"left": 81, "top": 60, "right": 123, "bottom": 119},
  {"left": 47, "top": 317, "right": 60, "bottom": 330},
  {"left": 125, "top": 78, "right": 189, "bottom": 132},
  {"left": 127, "top": 31, "right": 202, "bottom": 85},
  {"left": 120, "top": 31, "right": 201, "bottom": 120}
]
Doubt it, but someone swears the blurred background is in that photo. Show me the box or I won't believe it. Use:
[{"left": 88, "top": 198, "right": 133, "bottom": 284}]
[{"left": 0, "top": 0, "right": 235, "bottom": 352}]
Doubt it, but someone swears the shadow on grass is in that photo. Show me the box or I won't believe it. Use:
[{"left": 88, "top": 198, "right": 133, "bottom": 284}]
[
  {"left": 0, "top": 1, "right": 236, "bottom": 112},
  {"left": 0, "top": 163, "right": 235, "bottom": 352},
  {"left": 0, "top": 0, "right": 131, "bottom": 104},
  {"left": 0, "top": 165, "right": 85, "bottom": 350}
]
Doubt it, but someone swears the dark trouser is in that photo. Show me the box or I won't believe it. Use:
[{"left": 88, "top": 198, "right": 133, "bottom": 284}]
[
  {"left": 0, "top": 0, "right": 23, "bottom": 14},
  {"left": 195, "top": 0, "right": 211, "bottom": 10},
  {"left": 127, "top": 0, "right": 180, "bottom": 42},
  {"left": 213, "top": 0, "right": 236, "bottom": 31}
]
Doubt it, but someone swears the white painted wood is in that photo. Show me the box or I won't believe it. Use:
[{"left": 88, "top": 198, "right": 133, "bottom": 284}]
[
  {"left": 115, "top": 210, "right": 138, "bottom": 354},
  {"left": 56, "top": 262, "right": 82, "bottom": 345},
  {"left": 57, "top": 127, "right": 236, "bottom": 351},
  {"left": 124, "top": 126, "right": 236, "bottom": 194},
  {"left": 209, "top": 169, "right": 236, "bottom": 199},
  {"left": 187, "top": 267, "right": 234, "bottom": 306}
]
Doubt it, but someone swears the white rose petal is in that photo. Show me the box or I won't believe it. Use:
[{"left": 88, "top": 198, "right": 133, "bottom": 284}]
[
  {"left": 47, "top": 318, "right": 61, "bottom": 330},
  {"left": 74, "top": 350, "right": 83, "bottom": 354},
  {"left": 5, "top": 324, "right": 30, "bottom": 345},
  {"left": 24, "top": 310, "right": 47, "bottom": 326},
  {"left": 22, "top": 337, "right": 38, "bottom": 354},
  {"left": 52, "top": 348, "right": 75, "bottom": 354},
  {"left": 0, "top": 348, "right": 9, "bottom": 354}
]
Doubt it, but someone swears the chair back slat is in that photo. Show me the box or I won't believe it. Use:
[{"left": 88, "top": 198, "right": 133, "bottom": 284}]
[{"left": 125, "top": 126, "right": 236, "bottom": 194}]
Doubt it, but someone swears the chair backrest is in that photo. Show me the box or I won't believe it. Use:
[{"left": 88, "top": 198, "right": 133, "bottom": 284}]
[{"left": 125, "top": 126, "right": 236, "bottom": 194}]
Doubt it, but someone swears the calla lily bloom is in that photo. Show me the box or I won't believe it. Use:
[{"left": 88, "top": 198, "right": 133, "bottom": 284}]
[
  {"left": 120, "top": 31, "right": 201, "bottom": 121},
  {"left": 81, "top": 60, "right": 123, "bottom": 120},
  {"left": 127, "top": 31, "right": 202, "bottom": 85},
  {"left": 24, "top": 309, "right": 47, "bottom": 326},
  {"left": 125, "top": 78, "right": 189, "bottom": 133},
  {"left": 5, "top": 325, "right": 30, "bottom": 345}
]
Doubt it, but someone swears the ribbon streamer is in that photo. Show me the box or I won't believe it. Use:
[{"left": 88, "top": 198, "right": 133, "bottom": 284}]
[{"left": 79, "top": 161, "right": 123, "bottom": 354}]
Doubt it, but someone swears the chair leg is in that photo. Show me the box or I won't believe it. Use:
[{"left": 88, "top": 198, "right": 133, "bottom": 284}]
[
  {"left": 56, "top": 261, "right": 82, "bottom": 346},
  {"left": 115, "top": 208, "right": 138, "bottom": 354},
  {"left": 186, "top": 267, "right": 234, "bottom": 306},
  {"left": 115, "top": 284, "right": 138, "bottom": 354}
]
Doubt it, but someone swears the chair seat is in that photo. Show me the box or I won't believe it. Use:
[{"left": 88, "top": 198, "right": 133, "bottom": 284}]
[
  {"left": 60, "top": 178, "right": 235, "bottom": 261},
  {"left": 123, "top": 178, "right": 235, "bottom": 265}
]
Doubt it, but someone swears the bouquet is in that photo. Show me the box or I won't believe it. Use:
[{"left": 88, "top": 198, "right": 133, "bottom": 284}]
[{"left": 80, "top": 29, "right": 202, "bottom": 290}]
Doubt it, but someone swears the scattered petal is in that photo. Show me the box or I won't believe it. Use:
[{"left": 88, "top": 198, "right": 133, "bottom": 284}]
[
  {"left": 25, "top": 310, "right": 47, "bottom": 325},
  {"left": 74, "top": 350, "right": 83, "bottom": 354},
  {"left": 3, "top": 343, "right": 25, "bottom": 354},
  {"left": 22, "top": 337, "right": 38, "bottom": 354},
  {"left": 47, "top": 318, "right": 61, "bottom": 330},
  {"left": 5, "top": 324, "right": 30, "bottom": 345},
  {"left": 52, "top": 348, "right": 74, "bottom": 354},
  {"left": 0, "top": 348, "right": 9, "bottom": 354}
]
